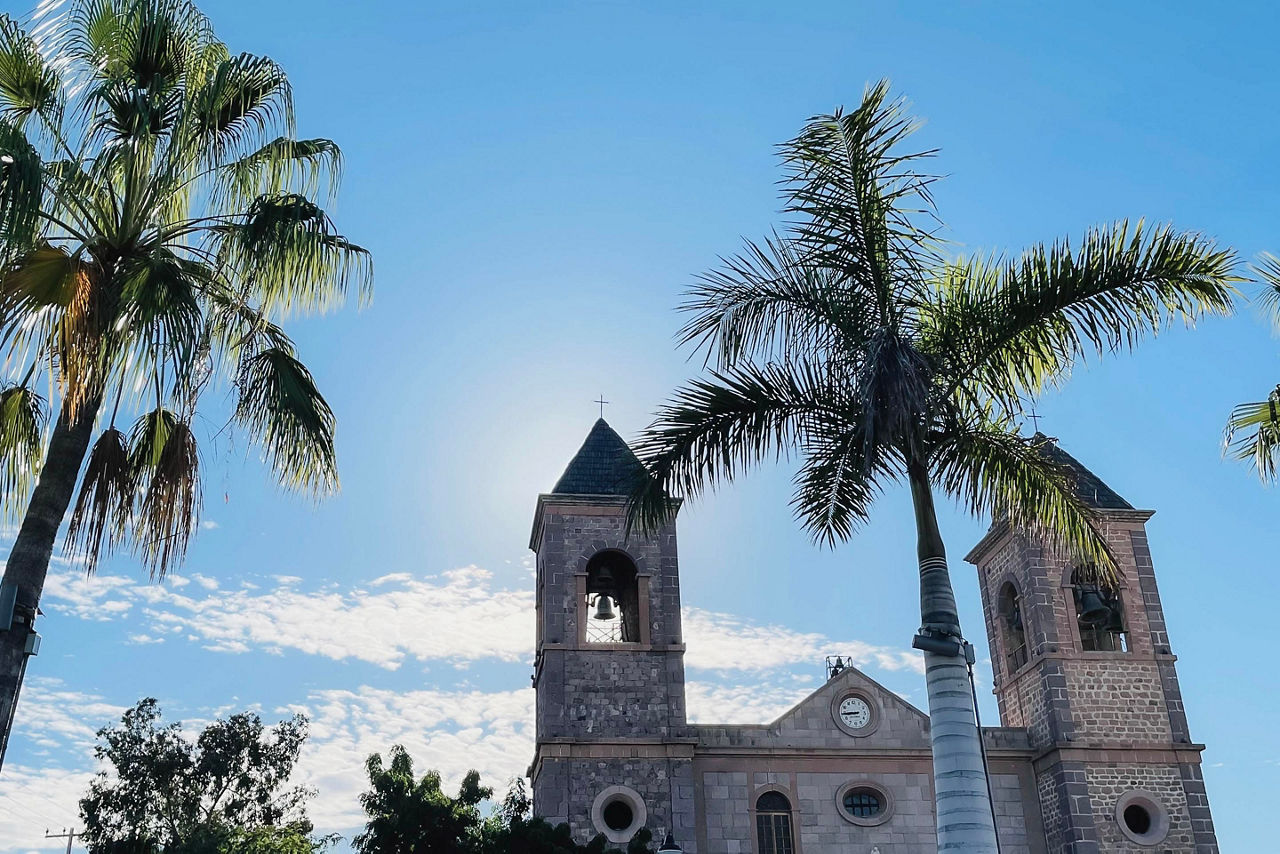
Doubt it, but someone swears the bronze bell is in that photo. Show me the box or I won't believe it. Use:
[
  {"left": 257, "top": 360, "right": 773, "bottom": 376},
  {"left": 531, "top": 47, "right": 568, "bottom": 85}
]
[
  {"left": 592, "top": 594, "right": 616, "bottom": 622},
  {"left": 1007, "top": 606, "right": 1024, "bottom": 632},
  {"left": 1076, "top": 586, "right": 1110, "bottom": 626}
]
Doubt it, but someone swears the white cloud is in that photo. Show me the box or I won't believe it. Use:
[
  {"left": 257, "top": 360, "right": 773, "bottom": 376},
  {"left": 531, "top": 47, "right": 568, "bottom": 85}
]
[
  {"left": 39, "top": 567, "right": 921, "bottom": 681},
  {"left": 0, "top": 680, "right": 122, "bottom": 853},
  {"left": 291, "top": 685, "right": 536, "bottom": 832},
  {"left": 0, "top": 764, "right": 94, "bottom": 851},
  {"left": 683, "top": 608, "right": 923, "bottom": 675}
]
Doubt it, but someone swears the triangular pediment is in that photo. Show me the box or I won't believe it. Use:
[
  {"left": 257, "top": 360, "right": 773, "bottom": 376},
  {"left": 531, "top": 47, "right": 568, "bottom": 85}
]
[{"left": 764, "top": 663, "right": 931, "bottom": 748}]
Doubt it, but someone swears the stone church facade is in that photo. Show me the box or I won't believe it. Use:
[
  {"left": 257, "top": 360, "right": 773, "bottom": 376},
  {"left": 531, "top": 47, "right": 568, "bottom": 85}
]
[{"left": 529, "top": 420, "right": 1218, "bottom": 853}]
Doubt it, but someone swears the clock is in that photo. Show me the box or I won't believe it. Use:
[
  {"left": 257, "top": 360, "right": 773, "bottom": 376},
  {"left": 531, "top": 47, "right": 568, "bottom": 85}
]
[{"left": 838, "top": 696, "right": 872, "bottom": 730}]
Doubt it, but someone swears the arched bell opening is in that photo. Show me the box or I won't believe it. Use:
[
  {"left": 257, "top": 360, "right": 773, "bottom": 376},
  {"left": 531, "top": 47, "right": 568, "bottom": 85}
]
[
  {"left": 1070, "top": 565, "right": 1128, "bottom": 652},
  {"left": 999, "top": 581, "right": 1028, "bottom": 672},
  {"left": 584, "top": 551, "right": 640, "bottom": 643}
]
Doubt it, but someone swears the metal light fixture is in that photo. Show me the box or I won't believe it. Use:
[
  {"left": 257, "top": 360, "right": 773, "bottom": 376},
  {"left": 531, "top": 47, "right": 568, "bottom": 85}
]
[{"left": 657, "top": 833, "right": 682, "bottom": 853}]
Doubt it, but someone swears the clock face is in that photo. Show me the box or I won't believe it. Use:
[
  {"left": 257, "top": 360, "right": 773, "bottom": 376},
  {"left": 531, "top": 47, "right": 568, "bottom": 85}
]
[{"left": 839, "top": 696, "right": 872, "bottom": 729}]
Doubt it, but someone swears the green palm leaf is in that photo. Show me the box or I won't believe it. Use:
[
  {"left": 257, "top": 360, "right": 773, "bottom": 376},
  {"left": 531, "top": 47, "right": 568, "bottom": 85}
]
[
  {"left": 215, "top": 193, "right": 371, "bottom": 316},
  {"left": 0, "top": 383, "right": 47, "bottom": 523},
  {"left": 67, "top": 427, "right": 133, "bottom": 573},
  {"left": 128, "top": 407, "right": 200, "bottom": 578},
  {"left": 0, "top": 15, "right": 61, "bottom": 124},
  {"left": 234, "top": 347, "right": 337, "bottom": 497}
]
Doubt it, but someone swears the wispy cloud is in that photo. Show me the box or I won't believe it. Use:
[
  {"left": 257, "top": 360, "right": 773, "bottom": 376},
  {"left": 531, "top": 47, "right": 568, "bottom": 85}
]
[{"left": 38, "top": 567, "right": 920, "bottom": 679}]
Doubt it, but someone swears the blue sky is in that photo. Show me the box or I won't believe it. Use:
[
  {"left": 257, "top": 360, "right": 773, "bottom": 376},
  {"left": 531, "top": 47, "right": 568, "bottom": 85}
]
[{"left": 1, "top": 0, "right": 1278, "bottom": 850}]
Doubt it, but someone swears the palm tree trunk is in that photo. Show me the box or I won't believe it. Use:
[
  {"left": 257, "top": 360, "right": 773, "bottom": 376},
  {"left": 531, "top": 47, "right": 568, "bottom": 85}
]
[
  {"left": 908, "top": 457, "right": 998, "bottom": 853},
  {"left": 0, "top": 393, "right": 102, "bottom": 773}
]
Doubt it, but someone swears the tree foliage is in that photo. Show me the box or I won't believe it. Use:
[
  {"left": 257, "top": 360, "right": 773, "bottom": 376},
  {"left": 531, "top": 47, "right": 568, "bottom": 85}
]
[
  {"left": 80, "top": 698, "right": 328, "bottom": 854},
  {"left": 0, "top": 0, "right": 369, "bottom": 578},
  {"left": 354, "top": 747, "right": 659, "bottom": 854},
  {"left": 629, "top": 80, "right": 1239, "bottom": 579},
  {"left": 1225, "top": 254, "right": 1280, "bottom": 481}
]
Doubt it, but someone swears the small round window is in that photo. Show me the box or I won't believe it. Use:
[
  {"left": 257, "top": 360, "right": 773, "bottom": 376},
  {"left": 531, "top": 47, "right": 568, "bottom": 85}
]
[
  {"left": 1114, "top": 790, "right": 1169, "bottom": 846},
  {"left": 1123, "top": 804, "right": 1151, "bottom": 835},
  {"left": 590, "top": 785, "right": 646, "bottom": 843},
  {"left": 603, "top": 799, "right": 634, "bottom": 831},
  {"left": 835, "top": 781, "right": 893, "bottom": 827},
  {"left": 843, "top": 788, "right": 883, "bottom": 818}
]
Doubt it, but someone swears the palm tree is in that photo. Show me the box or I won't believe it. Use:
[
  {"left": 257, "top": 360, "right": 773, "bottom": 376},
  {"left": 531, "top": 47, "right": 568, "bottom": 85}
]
[
  {"left": 629, "top": 82, "right": 1236, "bottom": 853},
  {"left": 1225, "top": 256, "right": 1280, "bottom": 480},
  {"left": 0, "top": 0, "right": 370, "bottom": 770}
]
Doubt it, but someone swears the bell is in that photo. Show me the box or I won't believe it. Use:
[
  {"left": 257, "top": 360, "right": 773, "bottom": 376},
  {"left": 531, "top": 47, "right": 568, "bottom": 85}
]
[
  {"left": 1007, "top": 607, "right": 1024, "bottom": 632},
  {"left": 1076, "top": 586, "right": 1110, "bottom": 626},
  {"left": 592, "top": 594, "right": 616, "bottom": 622},
  {"left": 1104, "top": 600, "right": 1126, "bottom": 633}
]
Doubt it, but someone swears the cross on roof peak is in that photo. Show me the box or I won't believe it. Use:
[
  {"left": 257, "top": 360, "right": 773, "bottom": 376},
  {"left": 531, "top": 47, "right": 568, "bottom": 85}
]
[{"left": 594, "top": 395, "right": 610, "bottom": 419}]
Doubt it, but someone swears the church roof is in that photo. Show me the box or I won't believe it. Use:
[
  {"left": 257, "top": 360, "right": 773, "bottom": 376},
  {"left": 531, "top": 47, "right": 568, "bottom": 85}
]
[
  {"left": 551, "top": 419, "right": 644, "bottom": 496},
  {"left": 1035, "top": 433, "right": 1133, "bottom": 510}
]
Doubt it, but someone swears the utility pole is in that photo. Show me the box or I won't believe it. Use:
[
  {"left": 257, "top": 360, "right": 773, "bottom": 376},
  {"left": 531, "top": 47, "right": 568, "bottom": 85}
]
[{"left": 44, "top": 828, "right": 80, "bottom": 854}]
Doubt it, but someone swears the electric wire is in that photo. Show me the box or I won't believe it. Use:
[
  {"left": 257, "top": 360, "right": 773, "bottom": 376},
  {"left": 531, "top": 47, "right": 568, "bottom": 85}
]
[{"left": 968, "top": 656, "right": 1002, "bottom": 854}]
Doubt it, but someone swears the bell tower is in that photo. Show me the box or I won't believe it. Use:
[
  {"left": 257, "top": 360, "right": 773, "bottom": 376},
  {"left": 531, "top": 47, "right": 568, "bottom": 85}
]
[
  {"left": 966, "top": 437, "right": 1218, "bottom": 853},
  {"left": 529, "top": 419, "right": 697, "bottom": 849}
]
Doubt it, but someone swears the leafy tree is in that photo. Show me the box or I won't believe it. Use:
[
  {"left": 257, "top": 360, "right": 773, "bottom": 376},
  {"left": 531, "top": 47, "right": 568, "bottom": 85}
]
[
  {"left": 80, "top": 698, "right": 325, "bottom": 854},
  {"left": 629, "top": 81, "right": 1237, "bottom": 854},
  {"left": 0, "top": 0, "right": 369, "bottom": 768},
  {"left": 1226, "top": 256, "right": 1280, "bottom": 479},
  {"left": 356, "top": 755, "right": 658, "bottom": 854},
  {"left": 354, "top": 745, "right": 492, "bottom": 854}
]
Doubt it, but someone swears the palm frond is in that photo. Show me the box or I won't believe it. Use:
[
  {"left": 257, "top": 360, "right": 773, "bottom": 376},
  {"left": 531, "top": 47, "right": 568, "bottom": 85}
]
[
  {"left": 1225, "top": 386, "right": 1280, "bottom": 482},
  {"left": 129, "top": 408, "right": 199, "bottom": 578},
  {"left": 215, "top": 137, "right": 342, "bottom": 209},
  {"left": 234, "top": 347, "right": 336, "bottom": 496},
  {"left": 66, "top": 426, "right": 133, "bottom": 573},
  {"left": 74, "top": 0, "right": 212, "bottom": 90},
  {"left": 117, "top": 247, "right": 205, "bottom": 372},
  {"left": 930, "top": 420, "right": 1117, "bottom": 579},
  {"left": 0, "top": 118, "right": 42, "bottom": 264},
  {"left": 214, "top": 193, "right": 371, "bottom": 315},
  {"left": 629, "top": 360, "right": 838, "bottom": 531},
  {"left": 779, "top": 79, "right": 941, "bottom": 318},
  {"left": 1253, "top": 253, "right": 1280, "bottom": 330},
  {"left": 190, "top": 52, "right": 292, "bottom": 159},
  {"left": 678, "top": 232, "right": 878, "bottom": 369},
  {"left": 0, "top": 383, "right": 47, "bottom": 524},
  {"left": 0, "top": 15, "right": 62, "bottom": 125},
  {"left": 928, "top": 221, "right": 1238, "bottom": 412},
  {"left": 790, "top": 420, "right": 899, "bottom": 546}
]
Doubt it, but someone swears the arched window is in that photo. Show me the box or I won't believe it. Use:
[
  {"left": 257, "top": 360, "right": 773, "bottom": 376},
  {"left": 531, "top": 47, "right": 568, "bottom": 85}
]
[
  {"left": 584, "top": 551, "right": 640, "bottom": 643},
  {"left": 755, "top": 791, "right": 794, "bottom": 854},
  {"left": 999, "top": 582, "right": 1028, "bottom": 672},
  {"left": 1070, "top": 566, "right": 1128, "bottom": 652}
]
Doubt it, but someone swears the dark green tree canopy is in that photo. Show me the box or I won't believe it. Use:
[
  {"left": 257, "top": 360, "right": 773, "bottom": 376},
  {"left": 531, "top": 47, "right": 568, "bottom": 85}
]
[
  {"left": 354, "top": 748, "right": 659, "bottom": 854},
  {"left": 79, "top": 698, "right": 324, "bottom": 854}
]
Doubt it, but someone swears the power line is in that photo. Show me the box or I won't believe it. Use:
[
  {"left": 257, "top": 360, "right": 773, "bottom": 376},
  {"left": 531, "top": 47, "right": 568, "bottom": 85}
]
[{"left": 46, "top": 827, "right": 81, "bottom": 854}]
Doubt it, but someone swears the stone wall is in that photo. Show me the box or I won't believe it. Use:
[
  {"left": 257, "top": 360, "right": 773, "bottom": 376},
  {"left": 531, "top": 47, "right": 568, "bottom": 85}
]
[
  {"left": 536, "top": 756, "right": 695, "bottom": 847},
  {"left": 1063, "top": 660, "right": 1171, "bottom": 745},
  {"left": 1085, "top": 764, "right": 1195, "bottom": 852},
  {"left": 695, "top": 767, "right": 1035, "bottom": 854}
]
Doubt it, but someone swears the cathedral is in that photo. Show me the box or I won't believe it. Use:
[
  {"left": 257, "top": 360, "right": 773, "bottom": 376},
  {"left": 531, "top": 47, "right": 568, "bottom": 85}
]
[{"left": 528, "top": 419, "right": 1218, "bottom": 853}]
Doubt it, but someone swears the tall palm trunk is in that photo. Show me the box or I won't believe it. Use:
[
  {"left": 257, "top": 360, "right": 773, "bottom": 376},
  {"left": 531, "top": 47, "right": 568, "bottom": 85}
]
[
  {"left": 0, "top": 393, "right": 102, "bottom": 772},
  {"left": 908, "top": 458, "right": 998, "bottom": 853}
]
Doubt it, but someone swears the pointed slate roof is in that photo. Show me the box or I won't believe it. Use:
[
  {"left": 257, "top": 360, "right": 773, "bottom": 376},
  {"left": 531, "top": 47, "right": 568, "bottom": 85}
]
[
  {"left": 552, "top": 419, "right": 643, "bottom": 496},
  {"left": 1035, "top": 433, "right": 1133, "bottom": 510}
]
